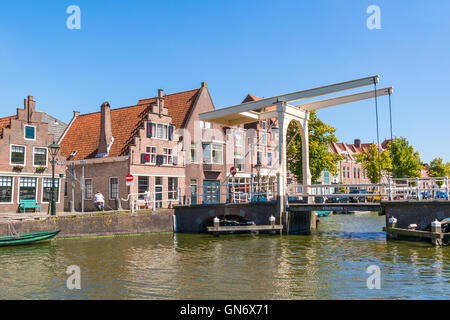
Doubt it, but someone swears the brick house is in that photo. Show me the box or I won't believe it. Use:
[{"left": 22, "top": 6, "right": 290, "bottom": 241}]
[
  {"left": 0, "top": 96, "right": 67, "bottom": 213},
  {"left": 223, "top": 94, "right": 279, "bottom": 201},
  {"left": 59, "top": 83, "right": 225, "bottom": 211}
]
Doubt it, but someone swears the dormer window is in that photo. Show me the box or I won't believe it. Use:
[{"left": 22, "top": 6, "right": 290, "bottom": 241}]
[{"left": 24, "top": 125, "right": 35, "bottom": 140}]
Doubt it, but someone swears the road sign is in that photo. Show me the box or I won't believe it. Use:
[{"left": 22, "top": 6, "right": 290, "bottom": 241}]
[
  {"left": 230, "top": 166, "right": 237, "bottom": 176},
  {"left": 126, "top": 174, "right": 134, "bottom": 186}
]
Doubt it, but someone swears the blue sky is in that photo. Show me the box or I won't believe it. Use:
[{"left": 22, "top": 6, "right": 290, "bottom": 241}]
[{"left": 0, "top": 0, "right": 449, "bottom": 163}]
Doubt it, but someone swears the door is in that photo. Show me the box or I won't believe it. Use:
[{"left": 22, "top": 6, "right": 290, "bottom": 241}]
[
  {"left": 203, "top": 180, "right": 220, "bottom": 204},
  {"left": 190, "top": 179, "right": 197, "bottom": 205}
]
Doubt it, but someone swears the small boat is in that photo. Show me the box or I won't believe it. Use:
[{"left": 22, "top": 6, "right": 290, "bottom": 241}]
[
  {"left": 0, "top": 230, "right": 60, "bottom": 247},
  {"left": 316, "top": 211, "right": 331, "bottom": 217}
]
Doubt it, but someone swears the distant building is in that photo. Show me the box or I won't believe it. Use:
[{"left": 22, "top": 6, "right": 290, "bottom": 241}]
[{"left": 0, "top": 96, "right": 67, "bottom": 213}]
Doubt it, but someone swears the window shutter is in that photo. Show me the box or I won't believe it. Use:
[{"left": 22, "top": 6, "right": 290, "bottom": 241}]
[
  {"left": 168, "top": 125, "right": 174, "bottom": 140},
  {"left": 173, "top": 156, "right": 178, "bottom": 166},
  {"left": 141, "top": 154, "right": 149, "bottom": 164},
  {"left": 147, "top": 122, "right": 153, "bottom": 138}
]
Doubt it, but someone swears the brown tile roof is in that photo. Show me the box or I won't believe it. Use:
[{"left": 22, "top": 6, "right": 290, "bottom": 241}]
[
  {"left": 60, "top": 88, "right": 201, "bottom": 161},
  {"left": 137, "top": 88, "right": 200, "bottom": 128},
  {"left": 0, "top": 115, "right": 15, "bottom": 138}
]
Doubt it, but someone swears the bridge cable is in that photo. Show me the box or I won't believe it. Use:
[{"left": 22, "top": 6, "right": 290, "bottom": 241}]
[{"left": 374, "top": 80, "right": 383, "bottom": 187}]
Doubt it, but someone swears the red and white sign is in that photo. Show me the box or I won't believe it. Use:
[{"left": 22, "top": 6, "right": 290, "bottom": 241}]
[
  {"left": 126, "top": 174, "right": 134, "bottom": 186},
  {"left": 230, "top": 166, "right": 237, "bottom": 176}
]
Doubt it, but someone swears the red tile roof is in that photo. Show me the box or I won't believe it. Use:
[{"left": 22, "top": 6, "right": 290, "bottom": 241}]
[
  {"left": 60, "top": 88, "right": 201, "bottom": 160},
  {"left": 137, "top": 88, "right": 200, "bottom": 128}
]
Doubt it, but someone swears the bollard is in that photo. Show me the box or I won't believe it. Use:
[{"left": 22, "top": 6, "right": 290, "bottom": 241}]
[
  {"left": 269, "top": 215, "right": 275, "bottom": 226},
  {"left": 431, "top": 219, "right": 442, "bottom": 246},
  {"left": 431, "top": 219, "right": 441, "bottom": 233},
  {"left": 213, "top": 216, "right": 220, "bottom": 228},
  {"left": 388, "top": 216, "right": 397, "bottom": 229}
]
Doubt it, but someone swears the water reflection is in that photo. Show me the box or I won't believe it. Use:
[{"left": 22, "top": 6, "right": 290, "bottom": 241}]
[{"left": 0, "top": 212, "right": 448, "bottom": 299}]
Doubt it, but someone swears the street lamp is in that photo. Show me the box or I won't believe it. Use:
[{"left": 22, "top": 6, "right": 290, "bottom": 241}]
[{"left": 48, "top": 141, "right": 60, "bottom": 216}]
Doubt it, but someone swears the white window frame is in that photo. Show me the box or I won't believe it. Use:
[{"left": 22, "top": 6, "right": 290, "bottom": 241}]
[
  {"left": 109, "top": 177, "right": 119, "bottom": 201},
  {"left": 10, "top": 144, "right": 26, "bottom": 166},
  {"left": 24, "top": 125, "right": 36, "bottom": 141},
  {"left": 84, "top": 178, "right": 93, "bottom": 200},
  {"left": 235, "top": 133, "right": 243, "bottom": 147},
  {"left": 146, "top": 146, "right": 157, "bottom": 165},
  {"left": 163, "top": 148, "right": 173, "bottom": 166},
  {"left": 41, "top": 177, "right": 60, "bottom": 204},
  {"left": 190, "top": 142, "right": 198, "bottom": 163},
  {"left": 18, "top": 177, "right": 37, "bottom": 203},
  {"left": 33, "top": 146, "right": 48, "bottom": 167},
  {"left": 0, "top": 176, "right": 14, "bottom": 204}
]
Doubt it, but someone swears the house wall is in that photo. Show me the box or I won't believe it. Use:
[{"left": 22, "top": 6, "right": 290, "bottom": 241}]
[
  {"left": 183, "top": 86, "right": 227, "bottom": 204},
  {"left": 0, "top": 97, "right": 65, "bottom": 213}
]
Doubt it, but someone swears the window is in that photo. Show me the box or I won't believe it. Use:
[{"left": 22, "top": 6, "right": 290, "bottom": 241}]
[
  {"left": 200, "top": 121, "right": 211, "bottom": 129},
  {"left": 0, "top": 177, "right": 13, "bottom": 203},
  {"left": 163, "top": 148, "right": 173, "bottom": 165},
  {"left": 146, "top": 146, "right": 156, "bottom": 164},
  {"left": 43, "top": 178, "right": 60, "bottom": 203},
  {"left": 234, "top": 153, "right": 244, "bottom": 171},
  {"left": 354, "top": 168, "right": 356, "bottom": 179},
  {"left": 202, "top": 143, "right": 222, "bottom": 164},
  {"left": 34, "top": 148, "right": 47, "bottom": 166},
  {"left": 358, "top": 168, "right": 360, "bottom": 179},
  {"left": 235, "top": 133, "right": 243, "bottom": 147},
  {"left": 156, "top": 123, "right": 168, "bottom": 140},
  {"left": 155, "top": 177, "right": 163, "bottom": 208},
  {"left": 19, "top": 177, "right": 37, "bottom": 201},
  {"left": 64, "top": 181, "right": 68, "bottom": 197},
  {"left": 190, "top": 143, "right": 197, "bottom": 163},
  {"left": 261, "top": 121, "right": 267, "bottom": 130},
  {"left": 257, "top": 151, "right": 263, "bottom": 165},
  {"left": 260, "top": 131, "right": 267, "bottom": 146},
  {"left": 11, "top": 145, "right": 25, "bottom": 165},
  {"left": 138, "top": 176, "right": 149, "bottom": 200},
  {"left": 168, "top": 177, "right": 178, "bottom": 200},
  {"left": 84, "top": 179, "right": 93, "bottom": 200},
  {"left": 24, "top": 126, "right": 35, "bottom": 140},
  {"left": 110, "top": 178, "right": 119, "bottom": 200},
  {"left": 267, "top": 152, "right": 272, "bottom": 167}
]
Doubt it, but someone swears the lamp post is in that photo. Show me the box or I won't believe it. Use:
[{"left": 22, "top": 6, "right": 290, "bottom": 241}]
[{"left": 48, "top": 142, "right": 60, "bottom": 216}]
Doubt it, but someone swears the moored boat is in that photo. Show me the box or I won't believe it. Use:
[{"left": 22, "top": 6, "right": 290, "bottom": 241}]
[{"left": 0, "top": 230, "right": 60, "bottom": 247}]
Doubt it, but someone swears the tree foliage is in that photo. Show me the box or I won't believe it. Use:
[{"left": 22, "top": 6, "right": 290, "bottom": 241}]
[
  {"left": 387, "top": 137, "right": 422, "bottom": 179},
  {"left": 356, "top": 144, "right": 392, "bottom": 183},
  {"left": 428, "top": 158, "right": 450, "bottom": 186},
  {"left": 286, "top": 111, "right": 343, "bottom": 184}
]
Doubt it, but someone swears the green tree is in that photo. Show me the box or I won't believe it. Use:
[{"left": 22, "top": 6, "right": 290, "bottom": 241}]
[
  {"left": 387, "top": 137, "right": 422, "bottom": 179},
  {"left": 356, "top": 144, "right": 392, "bottom": 183},
  {"left": 286, "top": 111, "right": 343, "bottom": 184},
  {"left": 428, "top": 158, "right": 450, "bottom": 186}
]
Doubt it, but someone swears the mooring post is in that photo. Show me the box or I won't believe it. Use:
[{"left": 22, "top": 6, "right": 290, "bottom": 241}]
[
  {"left": 431, "top": 219, "right": 442, "bottom": 246},
  {"left": 388, "top": 216, "right": 397, "bottom": 229}
]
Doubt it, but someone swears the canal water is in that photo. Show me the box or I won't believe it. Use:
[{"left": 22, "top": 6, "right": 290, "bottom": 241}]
[{"left": 0, "top": 212, "right": 448, "bottom": 299}]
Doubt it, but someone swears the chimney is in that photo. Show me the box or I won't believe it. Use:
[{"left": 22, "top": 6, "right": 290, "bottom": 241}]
[
  {"left": 24, "top": 96, "right": 36, "bottom": 123},
  {"left": 354, "top": 139, "right": 361, "bottom": 148},
  {"left": 201, "top": 82, "right": 208, "bottom": 88},
  {"left": 157, "top": 89, "right": 165, "bottom": 117},
  {"left": 98, "top": 102, "right": 113, "bottom": 155},
  {"left": 73, "top": 111, "right": 80, "bottom": 117}
]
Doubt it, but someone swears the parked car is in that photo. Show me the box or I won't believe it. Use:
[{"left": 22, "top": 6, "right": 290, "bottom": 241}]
[
  {"left": 349, "top": 189, "right": 367, "bottom": 203},
  {"left": 326, "top": 192, "right": 349, "bottom": 203},
  {"left": 367, "top": 191, "right": 381, "bottom": 202}
]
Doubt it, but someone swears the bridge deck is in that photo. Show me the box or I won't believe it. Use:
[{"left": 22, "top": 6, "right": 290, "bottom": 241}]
[{"left": 288, "top": 202, "right": 382, "bottom": 212}]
